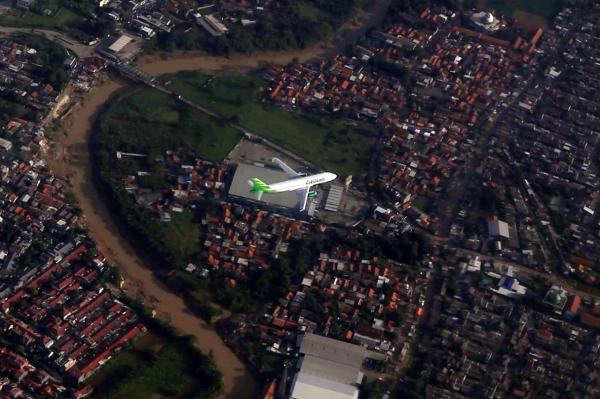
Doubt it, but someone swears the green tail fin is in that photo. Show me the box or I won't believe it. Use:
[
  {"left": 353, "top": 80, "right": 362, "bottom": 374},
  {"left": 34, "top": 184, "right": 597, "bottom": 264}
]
[{"left": 249, "top": 178, "right": 272, "bottom": 192}]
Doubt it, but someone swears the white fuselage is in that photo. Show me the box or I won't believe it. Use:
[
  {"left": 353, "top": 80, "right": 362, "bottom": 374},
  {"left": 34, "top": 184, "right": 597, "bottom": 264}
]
[{"left": 269, "top": 172, "right": 336, "bottom": 192}]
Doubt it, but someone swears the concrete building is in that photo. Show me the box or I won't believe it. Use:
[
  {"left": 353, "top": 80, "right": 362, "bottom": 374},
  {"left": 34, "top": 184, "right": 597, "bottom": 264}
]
[
  {"left": 15, "top": 0, "right": 36, "bottom": 10},
  {"left": 195, "top": 13, "right": 229, "bottom": 37},
  {"left": 488, "top": 219, "right": 510, "bottom": 239},
  {"left": 228, "top": 162, "right": 300, "bottom": 210},
  {"left": 470, "top": 11, "right": 503, "bottom": 32},
  {"left": 543, "top": 285, "right": 569, "bottom": 314},
  {"left": 108, "top": 35, "right": 133, "bottom": 53},
  {"left": 491, "top": 276, "right": 527, "bottom": 299},
  {"left": 289, "top": 334, "right": 368, "bottom": 399}
]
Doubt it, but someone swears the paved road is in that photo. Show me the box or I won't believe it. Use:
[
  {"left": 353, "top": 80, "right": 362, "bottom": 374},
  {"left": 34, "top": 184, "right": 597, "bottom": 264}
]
[{"left": 0, "top": 26, "right": 94, "bottom": 57}]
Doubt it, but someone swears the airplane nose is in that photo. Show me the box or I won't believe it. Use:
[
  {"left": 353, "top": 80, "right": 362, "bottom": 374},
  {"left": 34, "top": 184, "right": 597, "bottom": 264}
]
[{"left": 329, "top": 173, "right": 337, "bottom": 180}]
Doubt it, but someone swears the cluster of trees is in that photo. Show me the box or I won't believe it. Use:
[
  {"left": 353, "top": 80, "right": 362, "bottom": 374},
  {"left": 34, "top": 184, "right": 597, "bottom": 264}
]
[
  {"left": 152, "top": 0, "right": 366, "bottom": 55},
  {"left": 13, "top": 34, "right": 69, "bottom": 89},
  {"left": 92, "top": 102, "right": 193, "bottom": 272},
  {"left": 207, "top": 230, "right": 428, "bottom": 313},
  {"left": 0, "top": 34, "right": 69, "bottom": 123},
  {"left": 393, "top": 352, "right": 428, "bottom": 398},
  {"left": 27, "top": 0, "right": 115, "bottom": 44},
  {"left": 76, "top": 18, "right": 115, "bottom": 38},
  {"left": 107, "top": 298, "right": 223, "bottom": 398},
  {"left": 370, "top": 55, "right": 415, "bottom": 87},
  {"left": 59, "top": 0, "right": 97, "bottom": 16},
  {"left": 0, "top": 96, "right": 25, "bottom": 125}
]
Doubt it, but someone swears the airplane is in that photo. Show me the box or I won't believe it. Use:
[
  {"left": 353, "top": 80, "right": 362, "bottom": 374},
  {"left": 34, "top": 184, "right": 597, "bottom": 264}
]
[{"left": 248, "top": 158, "right": 337, "bottom": 211}]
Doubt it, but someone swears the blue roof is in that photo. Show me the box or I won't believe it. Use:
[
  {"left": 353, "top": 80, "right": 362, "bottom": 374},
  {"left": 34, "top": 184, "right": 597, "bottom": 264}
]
[{"left": 501, "top": 277, "right": 516, "bottom": 290}]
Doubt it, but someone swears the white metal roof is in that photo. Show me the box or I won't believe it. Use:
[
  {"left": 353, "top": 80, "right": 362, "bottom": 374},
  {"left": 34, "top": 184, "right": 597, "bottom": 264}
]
[
  {"left": 488, "top": 220, "right": 510, "bottom": 239},
  {"left": 290, "top": 372, "right": 358, "bottom": 399},
  {"left": 108, "top": 35, "right": 133, "bottom": 53}
]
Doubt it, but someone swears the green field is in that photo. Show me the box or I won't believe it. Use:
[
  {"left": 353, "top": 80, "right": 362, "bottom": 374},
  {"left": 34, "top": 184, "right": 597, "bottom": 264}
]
[
  {"left": 89, "top": 333, "right": 219, "bottom": 399},
  {"left": 88, "top": 334, "right": 192, "bottom": 399},
  {"left": 163, "top": 72, "right": 377, "bottom": 178},
  {"left": 411, "top": 195, "right": 431, "bottom": 213},
  {"left": 97, "top": 87, "right": 241, "bottom": 163},
  {"left": 165, "top": 212, "right": 201, "bottom": 261},
  {"left": 0, "top": 1, "right": 83, "bottom": 31},
  {"left": 481, "top": 0, "right": 565, "bottom": 20}
]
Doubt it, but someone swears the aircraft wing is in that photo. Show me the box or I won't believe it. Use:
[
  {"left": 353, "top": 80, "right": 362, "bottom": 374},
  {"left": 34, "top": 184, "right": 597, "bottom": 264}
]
[
  {"left": 272, "top": 158, "right": 301, "bottom": 178},
  {"left": 298, "top": 187, "right": 310, "bottom": 212}
]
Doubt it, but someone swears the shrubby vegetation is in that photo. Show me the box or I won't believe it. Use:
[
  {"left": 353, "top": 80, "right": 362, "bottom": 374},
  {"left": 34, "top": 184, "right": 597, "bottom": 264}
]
[
  {"left": 1, "top": 0, "right": 115, "bottom": 44},
  {"left": 0, "top": 96, "right": 26, "bottom": 125},
  {"left": 160, "top": 71, "right": 376, "bottom": 178},
  {"left": 210, "top": 230, "right": 427, "bottom": 313},
  {"left": 90, "top": 298, "right": 223, "bottom": 399},
  {"left": 13, "top": 33, "right": 70, "bottom": 89},
  {"left": 151, "top": 0, "right": 367, "bottom": 55},
  {"left": 93, "top": 87, "right": 239, "bottom": 270},
  {"left": 0, "top": 34, "right": 68, "bottom": 124}
]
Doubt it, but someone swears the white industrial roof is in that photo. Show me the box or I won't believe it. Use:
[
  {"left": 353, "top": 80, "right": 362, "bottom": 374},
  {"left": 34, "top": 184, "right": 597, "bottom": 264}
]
[
  {"left": 324, "top": 185, "right": 343, "bottom": 212},
  {"left": 488, "top": 219, "right": 510, "bottom": 239},
  {"left": 299, "top": 333, "right": 367, "bottom": 368},
  {"left": 289, "top": 334, "right": 369, "bottom": 399},
  {"left": 228, "top": 163, "right": 299, "bottom": 209},
  {"left": 108, "top": 34, "right": 133, "bottom": 53},
  {"left": 300, "top": 355, "right": 362, "bottom": 385},
  {"left": 290, "top": 372, "right": 359, "bottom": 399}
]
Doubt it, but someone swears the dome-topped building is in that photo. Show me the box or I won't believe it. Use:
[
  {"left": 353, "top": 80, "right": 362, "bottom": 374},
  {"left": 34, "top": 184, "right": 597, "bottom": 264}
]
[
  {"left": 484, "top": 12, "right": 495, "bottom": 24},
  {"left": 471, "top": 10, "right": 503, "bottom": 32}
]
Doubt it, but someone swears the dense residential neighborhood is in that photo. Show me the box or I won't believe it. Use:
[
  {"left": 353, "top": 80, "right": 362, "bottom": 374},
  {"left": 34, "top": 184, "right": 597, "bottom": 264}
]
[
  {"left": 0, "top": 0, "right": 599, "bottom": 399},
  {"left": 0, "top": 39, "right": 143, "bottom": 398}
]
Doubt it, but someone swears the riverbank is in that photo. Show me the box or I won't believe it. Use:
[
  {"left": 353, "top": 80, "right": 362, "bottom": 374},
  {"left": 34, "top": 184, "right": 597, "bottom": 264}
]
[
  {"left": 136, "top": 0, "right": 391, "bottom": 76},
  {"left": 46, "top": 76, "right": 255, "bottom": 399}
]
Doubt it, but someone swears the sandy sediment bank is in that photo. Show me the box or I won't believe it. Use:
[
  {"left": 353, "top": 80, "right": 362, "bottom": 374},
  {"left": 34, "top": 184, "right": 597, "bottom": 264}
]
[{"left": 48, "top": 78, "right": 255, "bottom": 399}]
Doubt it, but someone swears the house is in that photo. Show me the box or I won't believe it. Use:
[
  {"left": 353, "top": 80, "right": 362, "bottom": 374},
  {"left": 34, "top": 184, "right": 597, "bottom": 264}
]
[
  {"left": 16, "top": 0, "right": 36, "bottom": 10},
  {"left": 491, "top": 276, "right": 527, "bottom": 299},
  {"left": 563, "top": 295, "right": 581, "bottom": 319}
]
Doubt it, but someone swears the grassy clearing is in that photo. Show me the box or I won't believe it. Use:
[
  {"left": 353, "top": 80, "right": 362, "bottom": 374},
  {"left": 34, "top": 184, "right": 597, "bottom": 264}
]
[
  {"left": 481, "top": 0, "right": 565, "bottom": 20},
  {"left": 88, "top": 333, "right": 213, "bottom": 399},
  {"left": 167, "top": 212, "right": 201, "bottom": 261},
  {"left": 296, "top": 1, "right": 327, "bottom": 21},
  {"left": 411, "top": 195, "right": 430, "bottom": 213},
  {"left": 0, "top": 1, "right": 83, "bottom": 31},
  {"left": 98, "top": 87, "right": 241, "bottom": 163},
  {"left": 163, "top": 71, "right": 377, "bottom": 178},
  {"left": 21, "top": 8, "right": 81, "bottom": 29},
  {"left": 90, "top": 334, "right": 194, "bottom": 399}
]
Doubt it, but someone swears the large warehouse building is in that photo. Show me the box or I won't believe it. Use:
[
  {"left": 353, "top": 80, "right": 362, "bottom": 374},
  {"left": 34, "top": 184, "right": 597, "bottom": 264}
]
[
  {"left": 228, "top": 162, "right": 300, "bottom": 210},
  {"left": 288, "top": 334, "right": 368, "bottom": 399}
]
